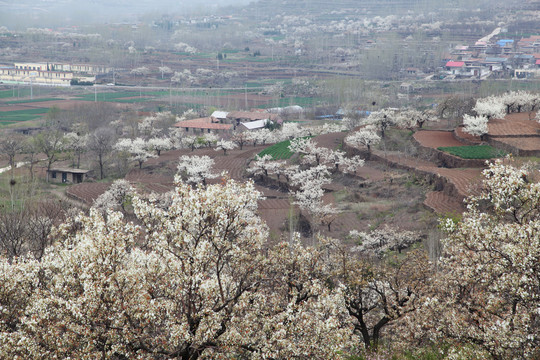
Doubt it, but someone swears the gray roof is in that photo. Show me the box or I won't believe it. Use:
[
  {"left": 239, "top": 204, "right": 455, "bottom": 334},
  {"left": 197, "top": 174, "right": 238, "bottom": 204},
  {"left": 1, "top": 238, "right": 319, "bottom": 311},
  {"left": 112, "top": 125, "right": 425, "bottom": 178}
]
[
  {"left": 48, "top": 168, "right": 90, "bottom": 174},
  {"left": 484, "top": 57, "right": 508, "bottom": 63}
]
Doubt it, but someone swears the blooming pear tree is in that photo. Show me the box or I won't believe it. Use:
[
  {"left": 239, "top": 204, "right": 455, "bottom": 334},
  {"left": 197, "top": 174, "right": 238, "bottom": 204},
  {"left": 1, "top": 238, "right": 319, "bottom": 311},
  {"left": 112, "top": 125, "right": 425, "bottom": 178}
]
[
  {"left": 345, "top": 128, "right": 381, "bottom": 154},
  {"left": 414, "top": 159, "right": 540, "bottom": 359},
  {"left": 201, "top": 132, "right": 219, "bottom": 147},
  {"left": 247, "top": 154, "right": 280, "bottom": 179},
  {"left": 64, "top": 132, "right": 88, "bottom": 168},
  {"left": 251, "top": 128, "right": 274, "bottom": 146},
  {"left": 289, "top": 165, "right": 341, "bottom": 231},
  {"left": 337, "top": 155, "right": 365, "bottom": 174},
  {"left": 138, "top": 112, "right": 178, "bottom": 139},
  {"left": 364, "top": 108, "right": 398, "bottom": 139},
  {"left": 399, "top": 109, "right": 436, "bottom": 129},
  {"left": 181, "top": 134, "right": 204, "bottom": 151},
  {"left": 0, "top": 179, "right": 358, "bottom": 359},
  {"left": 214, "top": 139, "right": 237, "bottom": 155},
  {"left": 231, "top": 131, "right": 252, "bottom": 150},
  {"left": 92, "top": 179, "right": 135, "bottom": 214},
  {"left": 462, "top": 114, "right": 488, "bottom": 139},
  {"left": 279, "top": 122, "right": 308, "bottom": 141},
  {"left": 114, "top": 137, "right": 157, "bottom": 169},
  {"left": 473, "top": 95, "right": 506, "bottom": 120},
  {"left": 177, "top": 155, "right": 219, "bottom": 186},
  {"left": 349, "top": 225, "right": 421, "bottom": 257},
  {"left": 147, "top": 136, "right": 172, "bottom": 156},
  {"left": 231, "top": 235, "right": 355, "bottom": 358},
  {"left": 158, "top": 66, "right": 172, "bottom": 79}
]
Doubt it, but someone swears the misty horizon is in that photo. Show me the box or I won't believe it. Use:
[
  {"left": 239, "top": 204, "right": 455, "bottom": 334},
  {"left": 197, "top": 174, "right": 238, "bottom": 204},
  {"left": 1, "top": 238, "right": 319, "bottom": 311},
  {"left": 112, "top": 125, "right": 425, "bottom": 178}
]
[{"left": 0, "top": 0, "right": 253, "bottom": 29}]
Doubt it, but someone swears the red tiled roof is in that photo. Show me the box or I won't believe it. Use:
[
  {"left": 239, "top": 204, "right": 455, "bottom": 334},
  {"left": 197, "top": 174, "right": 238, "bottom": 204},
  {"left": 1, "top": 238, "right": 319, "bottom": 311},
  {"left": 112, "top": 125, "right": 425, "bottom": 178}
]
[
  {"left": 446, "top": 61, "right": 465, "bottom": 67},
  {"left": 173, "top": 117, "right": 233, "bottom": 130}
]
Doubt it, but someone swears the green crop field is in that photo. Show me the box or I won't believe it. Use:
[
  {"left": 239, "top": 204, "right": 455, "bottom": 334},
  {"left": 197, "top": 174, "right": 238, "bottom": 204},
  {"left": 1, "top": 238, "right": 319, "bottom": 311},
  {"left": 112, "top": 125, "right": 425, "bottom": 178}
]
[
  {"left": 257, "top": 136, "right": 313, "bottom": 160},
  {"left": 3, "top": 98, "right": 62, "bottom": 105},
  {"left": 75, "top": 91, "right": 143, "bottom": 102},
  {"left": 0, "top": 107, "right": 48, "bottom": 125},
  {"left": 438, "top": 145, "right": 506, "bottom": 159},
  {"left": 258, "top": 140, "right": 296, "bottom": 160},
  {"left": 0, "top": 89, "right": 32, "bottom": 99}
]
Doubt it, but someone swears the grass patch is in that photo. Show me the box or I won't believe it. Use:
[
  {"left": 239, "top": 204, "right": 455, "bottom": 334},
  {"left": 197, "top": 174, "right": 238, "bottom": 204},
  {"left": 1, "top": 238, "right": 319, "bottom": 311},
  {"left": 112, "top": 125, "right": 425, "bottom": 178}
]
[{"left": 438, "top": 145, "right": 506, "bottom": 159}]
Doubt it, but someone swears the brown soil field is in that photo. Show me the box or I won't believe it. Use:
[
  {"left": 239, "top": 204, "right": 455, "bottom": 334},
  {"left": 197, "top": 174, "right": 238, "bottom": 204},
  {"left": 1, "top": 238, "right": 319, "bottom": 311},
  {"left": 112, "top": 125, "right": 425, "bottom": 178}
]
[
  {"left": 67, "top": 183, "right": 111, "bottom": 204},
  {"left": 488, "top": 117, "right": 540, "bottom": 136},
  {"left": 413, "top": 130, "right": 467, "bottom": 148},
  {"left": 424, "top": 191, "right": 465, "bottom": 215},
  {"left": 494, "top": 137, "right": 540, "bottom": 151}
]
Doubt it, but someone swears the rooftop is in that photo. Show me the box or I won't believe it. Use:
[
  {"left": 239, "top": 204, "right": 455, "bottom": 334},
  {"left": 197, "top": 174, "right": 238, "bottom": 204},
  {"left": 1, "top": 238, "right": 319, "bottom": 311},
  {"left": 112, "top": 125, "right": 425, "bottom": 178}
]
[
  {"left": 173, "top": 117, "right": 233, "bottom": 130},
  {"left": 446, "top": 61, "right": 465, "bottom": 67}
]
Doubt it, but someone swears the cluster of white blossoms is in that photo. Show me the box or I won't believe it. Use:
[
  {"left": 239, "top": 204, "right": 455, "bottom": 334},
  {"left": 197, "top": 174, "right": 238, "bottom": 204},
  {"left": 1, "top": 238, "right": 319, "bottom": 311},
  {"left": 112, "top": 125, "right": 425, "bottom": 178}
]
[
  {"left": 462, "top": 114, "right": 488, "bottom": 137},
  {"left": 416, "top": 159, "right": 540, "bottom": 359},
  {"left": 2, "top": 158, "right": 536, "bottom": 358},
  {"left": 0, "top": 179, "right": 361, "bottom": 359}
]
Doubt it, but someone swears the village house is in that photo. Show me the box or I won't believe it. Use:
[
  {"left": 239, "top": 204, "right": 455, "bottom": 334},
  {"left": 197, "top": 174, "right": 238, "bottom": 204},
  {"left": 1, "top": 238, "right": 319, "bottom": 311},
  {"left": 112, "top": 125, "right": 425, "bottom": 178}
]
[
  {"left": 47, "top": 168, "right": 90, "bottom": 184},
  {"left": 173, "top": 117, "right": 233, "bottom": 134},
  {"left": 445, "top": 61, "right": 470, "bottom": 76},
  {"left": 517, "top": 35, "right": 540, "bottom": 53}
]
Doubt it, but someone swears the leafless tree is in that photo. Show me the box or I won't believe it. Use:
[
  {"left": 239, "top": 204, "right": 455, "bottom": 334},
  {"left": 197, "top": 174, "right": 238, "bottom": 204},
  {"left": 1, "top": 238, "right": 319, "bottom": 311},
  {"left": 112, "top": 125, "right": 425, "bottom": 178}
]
[
  {"left": 0, "top": 135, "right": 24, "bottom": 180},
  {"left": 87, "top": 127, "right": 115, "bottom": 179}
]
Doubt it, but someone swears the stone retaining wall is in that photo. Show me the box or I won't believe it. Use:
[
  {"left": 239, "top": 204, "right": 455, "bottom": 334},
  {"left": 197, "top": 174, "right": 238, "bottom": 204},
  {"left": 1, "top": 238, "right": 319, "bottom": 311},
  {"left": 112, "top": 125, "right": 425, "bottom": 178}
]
[{"left": 411, "top": 135, "right": 486, "bottom": 168}]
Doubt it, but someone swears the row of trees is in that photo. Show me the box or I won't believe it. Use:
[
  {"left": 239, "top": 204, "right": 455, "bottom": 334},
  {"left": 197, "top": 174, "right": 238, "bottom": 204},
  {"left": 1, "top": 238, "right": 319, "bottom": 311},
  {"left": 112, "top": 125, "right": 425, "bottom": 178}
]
[
  {"left": 0, "top": 158, "right": 538, "bottom": 359},
  {"left": 462, "top": 91, "right": 540, "bottom": 139}
]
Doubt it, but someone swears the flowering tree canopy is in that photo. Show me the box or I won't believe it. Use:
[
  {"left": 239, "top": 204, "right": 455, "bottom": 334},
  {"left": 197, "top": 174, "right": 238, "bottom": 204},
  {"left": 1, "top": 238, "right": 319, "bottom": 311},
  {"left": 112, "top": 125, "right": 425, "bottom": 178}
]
[
  {"left": 415, "top": 159, "right": 540, "bottom": 359},
  {"left": 214, "top": 139, "right": 237, "bottom": 155},
  {"left": 473, "top": 96, "right": 506, "bottom": 120},
  {"left": 114, "top": 137, "right": 157, "bottom": 169},
  {"left": 177, "top": 155, "right": 219, "bottom": 186},
  {"left": 346, "top": 127, "right": 381, "bottom": 152},
  {"left": 462, "top": 114, "right": 488, "bottom": 138},
  {"left": 0, "top": 179, "right": 355, "bottom": 359}
]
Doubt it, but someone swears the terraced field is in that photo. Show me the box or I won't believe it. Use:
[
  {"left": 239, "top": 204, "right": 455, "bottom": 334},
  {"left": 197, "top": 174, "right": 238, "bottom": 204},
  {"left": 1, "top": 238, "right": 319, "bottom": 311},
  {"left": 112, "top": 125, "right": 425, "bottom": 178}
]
[
  {"left": 413, "top": 130, "right": 466, "bottom": 148},
  {"left": 66, "top": 183, "right": 111, "bottom": 204},
  {"left": 424, "top": 191, "right": 465, "bottom": 215}
]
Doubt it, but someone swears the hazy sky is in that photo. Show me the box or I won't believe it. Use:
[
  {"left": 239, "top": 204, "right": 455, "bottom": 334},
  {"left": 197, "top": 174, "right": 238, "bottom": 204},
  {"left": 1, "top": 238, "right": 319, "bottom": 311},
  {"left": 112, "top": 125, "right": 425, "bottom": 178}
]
[{"left": 0, "top": 0, "right": 253, "bottom": 28}]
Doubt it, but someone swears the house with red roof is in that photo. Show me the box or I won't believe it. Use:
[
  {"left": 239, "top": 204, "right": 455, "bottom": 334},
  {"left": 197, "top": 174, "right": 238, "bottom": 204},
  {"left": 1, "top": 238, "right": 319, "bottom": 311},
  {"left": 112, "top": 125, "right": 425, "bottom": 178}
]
[
  {"left": 445, "top": 61, "right": 468, "bottom": 75},
  {"left": 173, "top": 117, "right": 233, "bottom": 135}
]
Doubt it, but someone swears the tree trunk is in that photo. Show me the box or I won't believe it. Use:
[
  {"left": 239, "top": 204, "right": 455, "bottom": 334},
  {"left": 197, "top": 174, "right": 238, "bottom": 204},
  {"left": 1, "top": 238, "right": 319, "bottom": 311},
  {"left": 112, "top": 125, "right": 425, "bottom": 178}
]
[{"left": 98, "top": 154, "right": 104, "bottom": 179}]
